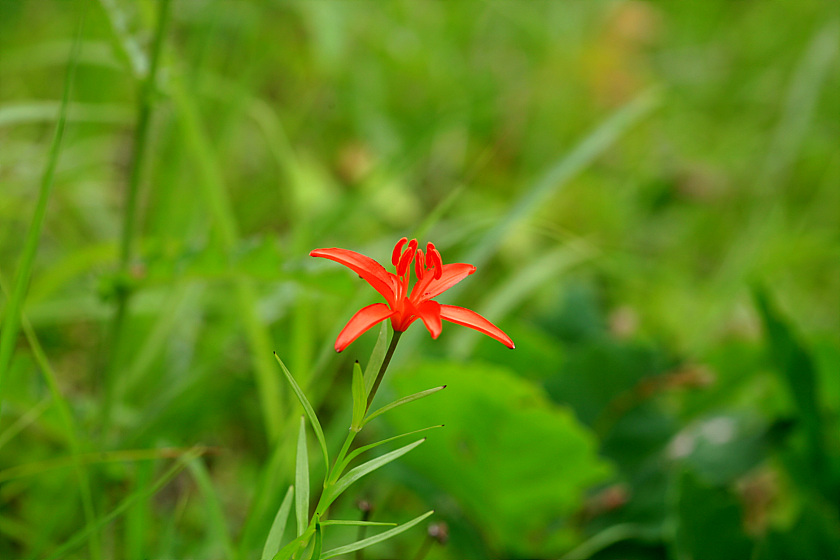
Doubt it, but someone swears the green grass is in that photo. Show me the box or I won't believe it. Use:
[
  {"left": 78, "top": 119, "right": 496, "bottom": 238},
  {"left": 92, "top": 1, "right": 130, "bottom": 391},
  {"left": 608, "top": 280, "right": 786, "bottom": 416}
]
[{"left": 0, "top": 1, "right": 838, "bottom": 559}]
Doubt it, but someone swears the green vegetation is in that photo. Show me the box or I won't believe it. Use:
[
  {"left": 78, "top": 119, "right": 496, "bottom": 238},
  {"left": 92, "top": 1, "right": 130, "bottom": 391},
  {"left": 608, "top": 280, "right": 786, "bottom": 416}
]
[{"left": 0, "top": 1, "right": 838, "bottom": 558}]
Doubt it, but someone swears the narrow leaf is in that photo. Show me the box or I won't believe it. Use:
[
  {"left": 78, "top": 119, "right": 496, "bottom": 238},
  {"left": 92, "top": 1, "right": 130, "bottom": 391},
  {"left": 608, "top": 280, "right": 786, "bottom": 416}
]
[
  {"left": 320, "top": 520, "right": 397, "bottom": 527},
  {"left": 325, "top": 439, "right": 425, "bottom": 509},
  {"left": 319, "top": 510, "right": 434, "bottom": 560},
  {"left": 186, "top": 457, "right": 236, "bottom": 560},
  {"left": 295, "top": 417, "right": 309, "bottom": 537},
  {"left": 350, "top": 361, "right": 365, "bottom": 431},
  {"left": 261, "top": 486, "right": 294, "bottom": 560},
  {"left": 362, "top": 386, "right": 446, "bottom": 427},
  {"left": 363, "top": 323, "right": 389, "bottom": 396},
  {"left": 335, "top": 425, "right": 443, "bottom": 479},
  {"left": 310, "top": 520, "right": 323, "bottom": 560},
  {"left": 0, "top": 18, "right": 81, "bottom": 406},
  {"left": 275, "top": 352, "right": 329, "bottom": 466}
]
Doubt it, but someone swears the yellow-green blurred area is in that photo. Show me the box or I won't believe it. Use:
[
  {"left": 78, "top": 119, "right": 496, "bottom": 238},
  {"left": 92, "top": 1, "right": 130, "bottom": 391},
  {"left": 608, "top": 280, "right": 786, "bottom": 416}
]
[{"left": 1, "top": 0, "right": 838, "bottom": 558}]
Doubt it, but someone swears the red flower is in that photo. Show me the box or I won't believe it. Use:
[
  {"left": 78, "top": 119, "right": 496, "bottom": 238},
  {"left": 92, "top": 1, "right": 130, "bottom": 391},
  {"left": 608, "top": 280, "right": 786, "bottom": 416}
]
[{"left": 310, "top": 238, "right": 515, "bottom": 352}]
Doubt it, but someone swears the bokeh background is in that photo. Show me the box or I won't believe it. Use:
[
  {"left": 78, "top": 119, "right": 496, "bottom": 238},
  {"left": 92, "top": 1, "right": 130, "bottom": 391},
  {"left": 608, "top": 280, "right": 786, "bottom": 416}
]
[{"left": 1, "top": 1, "right": 838, "bottom": 558}]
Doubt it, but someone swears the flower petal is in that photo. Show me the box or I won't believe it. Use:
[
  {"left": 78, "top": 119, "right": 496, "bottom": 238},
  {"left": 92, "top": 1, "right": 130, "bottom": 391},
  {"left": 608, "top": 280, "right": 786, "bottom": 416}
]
[
  {"left": 310, "top": 248, "right": 398, "bottom": 306},
  {"left": 414, "top": 263, "right": 476, "bottom": 301},
  {"left": 335, "top": 303, "right": 395, "bottom": 352},
  {"left": 417, "top": 300, "right": 442, "bottom": 339},
  {"left": 439, "top": 304, "right": 515, "bottom": 349}
]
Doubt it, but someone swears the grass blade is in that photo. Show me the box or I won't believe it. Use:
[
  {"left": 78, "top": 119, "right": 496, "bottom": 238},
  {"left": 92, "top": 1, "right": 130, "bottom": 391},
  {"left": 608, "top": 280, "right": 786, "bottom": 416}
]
[
  {"left": 325, "top": 439, "right": 425, "bottom": 509},
  {"left": 363, "top": 323, "right": 389, "bottom": 397},
  {"left": 295, "top": 416, "right": 310, "bottom": 537},
  {"left": 262, "top": 486, "right": 294, "bottom": 560},
  {"left": 318, "top": 510, "right": 434, "bottom": 560},
  {"left": 461, "top": 88, "right": 660, "bottom": 274},
  {"left": 362, "top": 386, "right": 445, "bottom": 427},
  {"left": 0, "top": 19, "right": 82, "bottom": 410},
  {"left": 46, "top": 447, "right": 205, "bottom": 559},
  {"left": 351, "top": 361, "right": 365, "bottom": 431},
  {"left": 275, "top": 352, "right": 330, "bottom": 467},
  {"left": 186, "top": 456, "right": 236, "bottom": 560}
]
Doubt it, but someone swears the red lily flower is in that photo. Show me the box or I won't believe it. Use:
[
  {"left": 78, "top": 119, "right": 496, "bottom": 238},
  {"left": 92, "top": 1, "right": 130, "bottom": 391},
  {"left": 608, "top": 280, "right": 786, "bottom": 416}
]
[{"left": 310, "top": 238, "right": 515, "bottom": 352}]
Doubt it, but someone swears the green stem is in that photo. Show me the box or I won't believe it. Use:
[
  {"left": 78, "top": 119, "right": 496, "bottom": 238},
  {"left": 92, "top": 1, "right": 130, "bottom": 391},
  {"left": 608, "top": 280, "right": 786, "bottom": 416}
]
[
  {"left": 366, "top": 330, "right": 402, "bottom": 411},
  {"left": 101, "top": 0, "right": 172, "bottom": 434}
]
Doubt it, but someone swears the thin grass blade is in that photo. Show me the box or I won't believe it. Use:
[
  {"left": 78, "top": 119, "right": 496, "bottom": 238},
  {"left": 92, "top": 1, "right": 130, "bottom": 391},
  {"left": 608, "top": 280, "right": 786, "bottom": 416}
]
[
  {"left": 295, "top": 416, "right": 310, "bottom": 537},
  {"left": 262, "top": 486, "right": 294, "bottom": 560},
  {"left": 0, "top": 18, "right": 82, "bottom": 408},
  {"left": 275, "top": 352, "right": 329, "bottom": 467},
  {"left": 45, "top": 447, "right": 205, "bottom": 560},
  {"left": 318, "top": 510, "right": 434, "bottom": 560},
  {"left": 362, "top": 386, "right": 445, "bottom": 427},
  {"left": 186, "top": 456, "right": 236, "bottom": 560}
]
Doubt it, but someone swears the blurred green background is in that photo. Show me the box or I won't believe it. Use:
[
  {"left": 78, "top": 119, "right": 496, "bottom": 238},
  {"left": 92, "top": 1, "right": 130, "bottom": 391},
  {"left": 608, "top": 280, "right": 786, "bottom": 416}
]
[{"left": 1, "top": 0, "right": 838, "bottom": 558}]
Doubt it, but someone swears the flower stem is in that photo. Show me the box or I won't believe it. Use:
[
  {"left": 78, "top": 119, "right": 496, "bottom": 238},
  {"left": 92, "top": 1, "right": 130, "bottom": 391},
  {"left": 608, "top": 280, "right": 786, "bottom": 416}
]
[{"left": 366, "top": 330, "right": 402, "bottom": 411}]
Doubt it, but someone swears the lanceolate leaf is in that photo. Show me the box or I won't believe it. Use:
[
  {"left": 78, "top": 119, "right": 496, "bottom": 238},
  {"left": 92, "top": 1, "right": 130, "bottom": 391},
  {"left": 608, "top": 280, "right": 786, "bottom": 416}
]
[
  {"left": 275, "top": 352, "right": 329, "bottom": 467},
  {"left": 320, "top": 520, "right": 397, "bottom": 527},
  {"left": 318, "top": 510, "right": 434, "bottom": 560},
  {"left": 362, "top": 386, "right": 446, "bottom": 427},
  {"left": 261, "top": 486, "right": 294, "bottom": 560},
  {"left": 335, "top": 426, "right": 443, "bottom": 479},
  {"left": 324, "top": 439, "right": 425, "bottom": 509},
  {"left": 295, "top": 417, "right": 309, "bottom": 537}
]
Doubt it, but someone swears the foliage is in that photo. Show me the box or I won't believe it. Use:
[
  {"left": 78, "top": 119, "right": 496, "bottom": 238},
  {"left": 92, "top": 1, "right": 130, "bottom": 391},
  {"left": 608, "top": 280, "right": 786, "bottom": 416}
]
[{"left": 0, "top": 1, "right": 838, "bottom": 559}]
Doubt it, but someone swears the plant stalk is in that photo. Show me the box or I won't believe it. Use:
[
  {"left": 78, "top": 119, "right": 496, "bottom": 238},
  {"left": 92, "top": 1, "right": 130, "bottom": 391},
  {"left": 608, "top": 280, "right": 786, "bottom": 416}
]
[{"left": 366, "top": 330, "right": 402, "bottom": 411}]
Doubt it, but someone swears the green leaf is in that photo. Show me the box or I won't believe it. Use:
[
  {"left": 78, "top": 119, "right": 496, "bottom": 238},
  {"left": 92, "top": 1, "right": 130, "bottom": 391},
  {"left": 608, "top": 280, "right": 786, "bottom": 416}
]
[
  {"left": 324, "top": 439, "right": 425, "bottom": 510},
  {"left": 318, "top": 510, "right": 434, "bottom": 560},
  {"left": 361, "top": 385, "right": 445, "bottom": 427},
  {"left": 363, "top": 323, "right": 389, "bottom": 397},
  {"left": 754, "top": 288, "right": 827, "bottom": 487},
  {"left": 388, "top": 362, "right": 611, "bottom": 556},
  {"left": 310, "top": 520, "right": 323, "bottom": 560},
  {"left": 262, "top": 486, "right": 294, "bottom": 560},
  {"left": 0, "top": 17, "right": 81, "bottom": 405},
  {"left": 295, "top": 417, "right": 309, "bottom": 537},
  {"left": 350, "top": 361, "right": 365, "bottom": 431},
  {"left": 186, "top": 457, "right": 237, "bottom": 560},
  {"left": 320, "top": 520, "right": 397, "bottom": 527},
  {"left": 675, "top": 470, "right": 753, "bottom": 560},
  {"left": 275, "top": 352, "right": 329, "bottom": 467},
  {"left": 336, "top": 425, "right": 443, "bottom": 479}
]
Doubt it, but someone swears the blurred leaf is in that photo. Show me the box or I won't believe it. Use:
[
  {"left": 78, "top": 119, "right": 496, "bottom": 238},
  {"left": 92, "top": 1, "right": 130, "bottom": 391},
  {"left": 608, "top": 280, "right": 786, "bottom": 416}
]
[
  {"left": 186, "top": 457, "right": 236, "bottom": 560},
  {"left": 755, "top": 504, "right": 840, "bottom": 560},
  {"left": 674, "top": 470, "right": 753, "bottom": 560},
  {"left": 318, "top": 510, "right": 434, "bottom": 560},
  {"left": 262, "top": 486, "right": 294, "bottom": 560},
  {"left": 295, "top": 417, "right": 309, "bottom": 537},
  {"left": 754, "top": 288, "right": 827, "bottom": 489},
  {"left": 388, "top": 361, "right": 611, "bottom": 556}
]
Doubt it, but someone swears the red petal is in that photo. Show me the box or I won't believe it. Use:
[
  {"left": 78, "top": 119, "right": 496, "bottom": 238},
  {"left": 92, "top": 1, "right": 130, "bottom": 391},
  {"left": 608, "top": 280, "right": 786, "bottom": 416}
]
[
  {"left": 310, "top": 248, "right": 398, "bottom": 306},
  {"left": 439, "top": 304, "right": 515, "bottom": 348},
  {"left": 335, "top": 303, "right": 395, "bottom": 352},
  {"left": 417, "top": 300, "right": 442, "bottom": 339},
  {"left": 413, "top": 263, "right": 475, "bottom": 301}
]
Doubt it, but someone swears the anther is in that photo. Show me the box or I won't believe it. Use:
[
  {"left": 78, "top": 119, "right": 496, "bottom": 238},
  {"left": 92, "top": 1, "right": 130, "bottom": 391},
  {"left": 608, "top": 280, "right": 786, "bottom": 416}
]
[{"left": 391, "top": 237, "right": 408, "bottom": 266}]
